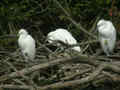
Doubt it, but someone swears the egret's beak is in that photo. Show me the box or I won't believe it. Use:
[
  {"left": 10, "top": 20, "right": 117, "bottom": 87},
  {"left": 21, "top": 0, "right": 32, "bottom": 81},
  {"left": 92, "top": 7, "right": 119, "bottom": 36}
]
[
  {"left": 45, "top": 38, "right": 48, "bottom": 43},
  {"left": 45, "top": 36, "right": 51, "bottom": 43}
]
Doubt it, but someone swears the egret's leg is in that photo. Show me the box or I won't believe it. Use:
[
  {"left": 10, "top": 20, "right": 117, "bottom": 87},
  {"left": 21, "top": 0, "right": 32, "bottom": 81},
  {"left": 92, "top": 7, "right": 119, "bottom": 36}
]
[
  {"left": 106, "top": 51, "right": 110, "bottom": 56},
  {"left": 23, "top": 53, "right": 29, "bottom": 62},
  {"left": 103, "top": 40, "right": 110, "bottom": 56},
  {"left": 54, "top": 47, "right": 64, "bottom": 55}
]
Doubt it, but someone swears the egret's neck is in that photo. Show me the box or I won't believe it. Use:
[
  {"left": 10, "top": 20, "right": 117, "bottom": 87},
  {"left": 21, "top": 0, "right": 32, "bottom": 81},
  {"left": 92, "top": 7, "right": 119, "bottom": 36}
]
[
  {"left": 20, "top": 34, "right": 28, "bottom": 38},
  {"left": 99, "top": 24, "right": 106, "bottom": 30}
]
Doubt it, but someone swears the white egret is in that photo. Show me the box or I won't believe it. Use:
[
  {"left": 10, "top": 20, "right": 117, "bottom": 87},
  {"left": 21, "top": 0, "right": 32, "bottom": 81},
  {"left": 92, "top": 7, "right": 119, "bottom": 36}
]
[
  {"left": 47, "top": 28, "right": 81, "bottom": 52},
  {"left": 18, "top": 29, "right": 36, "bottom": 61},
  {"left": 97, "top": 19, "right": 116, "bottom": 56}
]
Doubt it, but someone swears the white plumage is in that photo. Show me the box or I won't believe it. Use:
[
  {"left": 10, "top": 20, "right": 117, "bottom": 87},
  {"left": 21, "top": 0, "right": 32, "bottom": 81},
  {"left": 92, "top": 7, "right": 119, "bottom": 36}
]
[
  {"left": 97, "top": 19, "right": 116, "bottom": 56},
  {"left": 18, "top": 29, "right": 36, "bottom": 61},
  {"left": 47, "top": 28, "right": 81, "bottom": 52}
]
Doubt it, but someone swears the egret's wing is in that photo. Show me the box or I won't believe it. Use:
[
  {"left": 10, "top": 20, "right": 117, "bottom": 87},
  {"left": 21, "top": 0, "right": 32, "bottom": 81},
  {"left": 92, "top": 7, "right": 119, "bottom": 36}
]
[
  {"left": 56, "top": 29, "right": 81, "bottom": 52},
  {"left": 24, "top": 35, "right": 36, "bottom": 59},
  {"left": 25, "top": 35, "right": 35, "bottom": 51},
  {"left": 18, "top": 36, "right": 26, "bottom": 50},
  {"left": 99, "top": 37, "right": 110, "bottom": 56},
  {"left": 107, "top": 22, "right": 116, "bottom": 52},
  {"left": 47, "top": 28, "right": 81, "bottom": 52}
]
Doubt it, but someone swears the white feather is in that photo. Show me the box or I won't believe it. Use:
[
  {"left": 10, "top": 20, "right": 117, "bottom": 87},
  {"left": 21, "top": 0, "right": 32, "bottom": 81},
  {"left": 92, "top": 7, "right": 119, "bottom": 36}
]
[
  {"left": 97, "top": 19, "right": 116, "bottom": 56},
  {"left": 18, "top": 29, "right": 36, "bottom": 61},
  {"left": 47, "top": 28, "right": 81, "bottom": 52}
]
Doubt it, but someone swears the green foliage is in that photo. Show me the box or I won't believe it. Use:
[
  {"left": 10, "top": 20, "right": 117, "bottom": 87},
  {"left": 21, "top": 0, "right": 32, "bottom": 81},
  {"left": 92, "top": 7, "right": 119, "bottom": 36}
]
[
  {"left": 0, "top": 0, "right": 48, "bottom": 35},
  {"left": 0, "top": 0, "right": 116, "bottom": 35},
  {"left": 0, "top": 0, "right": 120, "bottom": 48},
  {"left": 96, "top": 0, "right": 111, "bottom": 5}
]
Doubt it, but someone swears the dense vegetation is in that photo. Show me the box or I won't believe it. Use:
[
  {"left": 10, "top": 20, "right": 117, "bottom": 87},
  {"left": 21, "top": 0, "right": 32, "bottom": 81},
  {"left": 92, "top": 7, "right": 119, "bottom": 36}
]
[{"left": 0, "top": 0, "right": 120, "bottom": 36}]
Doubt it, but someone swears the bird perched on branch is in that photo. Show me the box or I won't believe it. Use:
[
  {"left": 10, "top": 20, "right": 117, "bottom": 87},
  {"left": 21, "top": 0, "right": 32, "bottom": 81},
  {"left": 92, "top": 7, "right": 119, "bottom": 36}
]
[
  {"left": 18, "top": 29, "right": 36, "bottom": 61},
  {"left": 97, "top": 19, "right": 116, "bottom": 56},
  {"left": 47, "top": 28, "right": 81, "bottom": 52}
]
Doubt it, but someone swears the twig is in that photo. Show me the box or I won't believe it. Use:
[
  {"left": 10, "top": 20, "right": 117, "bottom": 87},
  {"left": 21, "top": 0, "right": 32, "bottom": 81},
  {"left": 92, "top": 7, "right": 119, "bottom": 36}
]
[
  {"left": 0, "top": 64, "right": 105, "bottom": 90},
  {"left": 61, "top": 68, "right": 91, "bottom": 81},
  {"left": 89, "top": 16, "right": 100, "bottom": 33},
  {"left": 0, "top": 54, "right": 120, "bottom": 82},
  {"left": 53, "top": 0, "right": 97, "bottom": 39},
  {"left": 3, "top": 57, "right": 37, "bottom": 89}
]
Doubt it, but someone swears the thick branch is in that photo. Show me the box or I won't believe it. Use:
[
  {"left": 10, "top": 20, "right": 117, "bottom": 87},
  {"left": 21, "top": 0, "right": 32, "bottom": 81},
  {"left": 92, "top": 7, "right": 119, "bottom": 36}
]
[
  {"left": 41, "top": 64, "right": 104, "bottom": 89},
  {"left": 0, "top": 64, "right": 104, "bottom": 90},
  {"left": 0, "top": 54, "right": 120, "bottom": 83}
]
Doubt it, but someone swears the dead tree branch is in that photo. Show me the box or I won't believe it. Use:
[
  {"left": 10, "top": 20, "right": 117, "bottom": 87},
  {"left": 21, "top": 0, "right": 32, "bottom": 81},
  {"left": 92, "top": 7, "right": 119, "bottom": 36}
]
[
  {"left": 0, "top": 63, "right": 110, "bottom": 90},
  {"left": 0, "top": 54, "right": 120, "bottom": 82}
]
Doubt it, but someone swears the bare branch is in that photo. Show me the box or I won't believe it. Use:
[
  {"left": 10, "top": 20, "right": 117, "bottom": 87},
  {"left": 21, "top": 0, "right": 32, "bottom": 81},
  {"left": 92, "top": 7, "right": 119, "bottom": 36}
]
[{"left": 53, "top": 0, "right": 97, "bottom": 39}]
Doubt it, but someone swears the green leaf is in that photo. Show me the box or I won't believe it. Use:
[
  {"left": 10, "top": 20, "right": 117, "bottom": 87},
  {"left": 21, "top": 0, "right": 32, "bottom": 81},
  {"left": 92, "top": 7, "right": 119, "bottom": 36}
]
[{"left": 106, "top": 0, "right": 111, "bottom": 5}]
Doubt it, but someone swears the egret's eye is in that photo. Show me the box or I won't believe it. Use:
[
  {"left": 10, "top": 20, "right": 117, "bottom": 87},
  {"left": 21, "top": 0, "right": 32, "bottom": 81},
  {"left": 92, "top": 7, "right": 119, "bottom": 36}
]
[{"left": 18, "top": 32, "right": 21, "bottom": 36}]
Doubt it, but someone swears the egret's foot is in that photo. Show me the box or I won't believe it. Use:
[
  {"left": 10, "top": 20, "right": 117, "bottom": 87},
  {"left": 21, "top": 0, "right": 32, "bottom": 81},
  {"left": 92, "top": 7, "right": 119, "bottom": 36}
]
[
  {"left": 109, "top": 59, "right": 113, "bottom": 62},
  {"left": 106, "top": 52, "right": 110, "bottom": 57},
  {"left": 16, "top": 71, "right": 23, "bottom": 76}
]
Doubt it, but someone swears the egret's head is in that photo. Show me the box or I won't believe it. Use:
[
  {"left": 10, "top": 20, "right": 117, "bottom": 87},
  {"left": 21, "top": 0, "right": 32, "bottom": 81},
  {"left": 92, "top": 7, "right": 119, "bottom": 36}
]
[
  {"left": 97, "top": 19, "right": 106, "bottom": 28},
  {"left": 46, "top": 31, "right": 55, "bottom": 43},
  {"left": 46, "top": 35, "right": 54, "bottom": 44},
  {"left": 18, "top": 29, "right": 28, "bottom": 36},
  {"left": 46, "top": 32, "right": 60, "bottom": 47}
]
